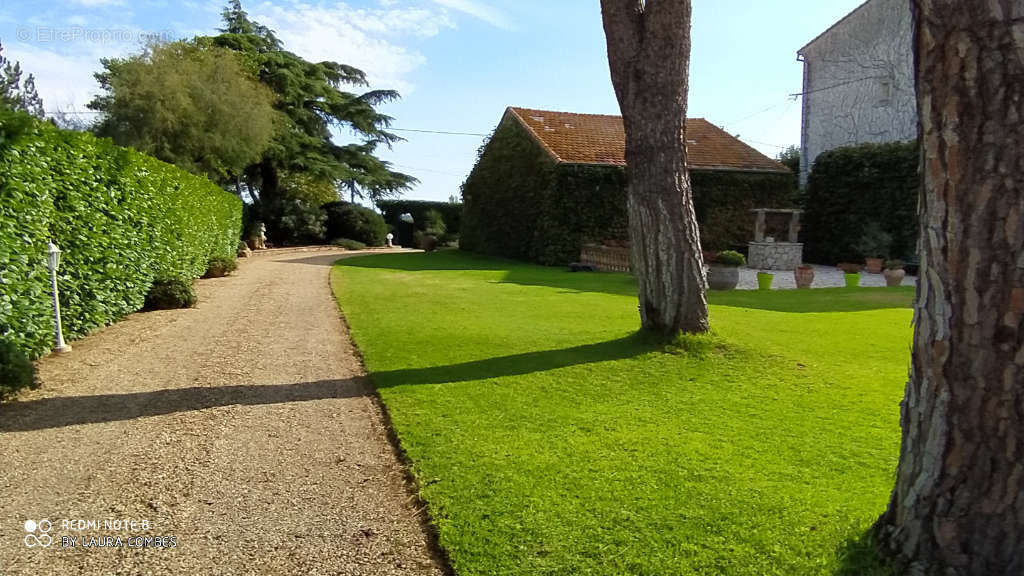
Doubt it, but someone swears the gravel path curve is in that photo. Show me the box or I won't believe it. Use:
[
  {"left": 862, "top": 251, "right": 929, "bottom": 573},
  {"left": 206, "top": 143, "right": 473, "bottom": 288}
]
[{"left": 0, "top": 249, "right": 442, "bottom": 576}]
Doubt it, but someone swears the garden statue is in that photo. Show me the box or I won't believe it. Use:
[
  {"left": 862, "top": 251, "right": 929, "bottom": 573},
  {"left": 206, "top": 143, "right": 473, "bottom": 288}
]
[
  {"left": 386, "top": 233, "right": 394, "bottom": 248},
  {"left": 238, "top": 240, "right": 252, "bottom": 258}
]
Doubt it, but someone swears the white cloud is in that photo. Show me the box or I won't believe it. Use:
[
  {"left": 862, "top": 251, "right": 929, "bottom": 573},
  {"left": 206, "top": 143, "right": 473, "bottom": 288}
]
[
  {"left": 4, "top": 43, "right": 107, "bottom": 113},
  {"left": 430, "top": 0, "right": 509, "bottom": 29},
  {"left": 253, "top": 2, "right": 455, "bottom": 92}
]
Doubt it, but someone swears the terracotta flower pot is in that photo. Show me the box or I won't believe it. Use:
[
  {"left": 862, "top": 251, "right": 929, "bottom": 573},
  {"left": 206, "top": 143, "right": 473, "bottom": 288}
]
[
  {"left": 883, "top": 268, "right": 906, "bottom": 287},
  {"left": 865, "top": 257, "right": 884, "bottom": 274},
  {"left": 794, "top": 266, "right": 814, "bottom": 289}
]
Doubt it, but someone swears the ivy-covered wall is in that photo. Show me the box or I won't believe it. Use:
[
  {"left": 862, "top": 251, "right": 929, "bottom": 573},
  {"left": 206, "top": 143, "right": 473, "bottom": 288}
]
[
  {"left": 0, "top": 110, "right": 241, "bottom": 358},
  {"left": 460, "top": 114, "right": 557, "bottom": 261},
  {"left": 803, "top": 141, "right": 919, "bottom": 264},
  {"left": 461, "top": 112, "right": 795, "bottom": 265}
]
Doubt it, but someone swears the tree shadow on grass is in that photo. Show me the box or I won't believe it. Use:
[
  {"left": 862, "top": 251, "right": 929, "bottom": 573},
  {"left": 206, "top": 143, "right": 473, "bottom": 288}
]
[
  {"left": 0, "top": 379, "right": 366, "bottom": 433},
  {"left": 370, "top": 334, "right": 659, "bottom": 389},
  {"left": 834, "top": 527, "right": 899, "bottom": 576},
  {"left": 336, "top": 250, "right": 515, "bottom": 272}
]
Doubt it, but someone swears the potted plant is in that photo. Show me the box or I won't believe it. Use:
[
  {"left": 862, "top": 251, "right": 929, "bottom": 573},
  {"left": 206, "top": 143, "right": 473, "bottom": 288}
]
[
  {"left": 838, "top": 262, "right": 861, "bottom": 288},
  {"left": 883, "top": 259, "right": 906, "bottom": 287},
  {"left": 794, "top": 264, "right": 814, "bottom": 289},
  {"left": 856, "top": 222, "right": 892, "bottom": 274},
  {"left": 707, "top": 250, "right": 745, "bottom": 290},
  {"left": 756, "top": 272, "right": 774, "bottom": 290}
]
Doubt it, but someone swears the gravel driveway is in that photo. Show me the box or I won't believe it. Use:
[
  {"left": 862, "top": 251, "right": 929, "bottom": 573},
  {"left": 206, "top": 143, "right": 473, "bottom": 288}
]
[{"left": 0, "top": 249, "right": 442, "bottom": 576}]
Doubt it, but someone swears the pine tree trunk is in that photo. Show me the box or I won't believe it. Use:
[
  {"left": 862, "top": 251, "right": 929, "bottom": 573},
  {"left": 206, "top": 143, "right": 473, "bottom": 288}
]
[
  {"left": 601, "top": 0, "right": 709, "bottom": 336},
  {"left": 876, "top": 2, "right": 1024, "bottom": 574}
]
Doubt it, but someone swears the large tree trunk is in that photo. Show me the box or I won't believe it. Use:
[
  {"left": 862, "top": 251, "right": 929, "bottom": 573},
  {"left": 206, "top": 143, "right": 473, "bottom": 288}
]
[
  {"left": 876, "top": 2, "right": 1024, "bottom": 574},
  {"left": 600, "top": 0, "right": 709, "bottom": 335}
]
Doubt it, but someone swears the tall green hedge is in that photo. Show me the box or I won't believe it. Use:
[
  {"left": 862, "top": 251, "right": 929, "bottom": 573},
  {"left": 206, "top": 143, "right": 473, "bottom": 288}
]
[
  {"left": 377, "top": 199, "right": 463, "bottom": 248},
  {"left": 803, "top": 141, "right": 919, "bottom": 264},
  {"left": 461, "top": 114, "right": 794, "bottom": 265},
  {"left": 0, "top": 110, "right": 241, "bottom": 358}
]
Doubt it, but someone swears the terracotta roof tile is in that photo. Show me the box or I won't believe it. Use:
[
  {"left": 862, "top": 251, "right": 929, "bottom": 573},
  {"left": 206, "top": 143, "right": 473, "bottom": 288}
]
[{"left": 508, "top": 107, "right": 789, "bottom": 173}]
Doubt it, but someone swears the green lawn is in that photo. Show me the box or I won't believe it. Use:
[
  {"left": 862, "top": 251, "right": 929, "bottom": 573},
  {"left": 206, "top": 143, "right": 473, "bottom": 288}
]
[{"left": 331, "top": 251, "right": 913, "bottom": 576}]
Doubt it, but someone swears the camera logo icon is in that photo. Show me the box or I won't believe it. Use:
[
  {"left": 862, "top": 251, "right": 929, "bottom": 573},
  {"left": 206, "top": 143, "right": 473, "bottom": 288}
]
[{"left": 24, "top": 519, "right": 53, "bottom": 548}]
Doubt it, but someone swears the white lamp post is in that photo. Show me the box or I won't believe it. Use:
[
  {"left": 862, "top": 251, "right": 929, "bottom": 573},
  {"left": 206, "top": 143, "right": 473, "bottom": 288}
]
[
  {"left": 386, "top": 233, "right": 394, "bottom": 248},
  {"left": 46, "top": 242, "right": 71, "bottom": 354}
]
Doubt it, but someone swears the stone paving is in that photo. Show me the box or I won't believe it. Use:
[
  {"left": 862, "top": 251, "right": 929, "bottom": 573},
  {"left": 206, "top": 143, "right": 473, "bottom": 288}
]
[{"left": 733, "top": 264, "right": 916, "bottom": 290}]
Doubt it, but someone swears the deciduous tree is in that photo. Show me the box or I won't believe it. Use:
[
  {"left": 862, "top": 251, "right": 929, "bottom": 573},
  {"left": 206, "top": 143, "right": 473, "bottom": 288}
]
[
  {"left": 875, "top": 2, "right": 1024, "bottom": 574},
  {"left": 89, "top": 41, "right": 278, "bottom": 184},
  {"left": 600, "top": 0, "right": 709, "bottom": 335}
]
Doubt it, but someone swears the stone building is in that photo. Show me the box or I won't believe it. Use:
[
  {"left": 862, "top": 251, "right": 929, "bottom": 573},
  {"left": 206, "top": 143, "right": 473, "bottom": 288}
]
[{"left": 796, "top": 0, "right": 917, "bottom": 185}]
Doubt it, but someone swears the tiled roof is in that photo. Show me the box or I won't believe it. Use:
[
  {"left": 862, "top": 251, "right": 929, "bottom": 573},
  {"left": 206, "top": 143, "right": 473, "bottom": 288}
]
[{"left": 508, "top": 107, "right": 790, "bottom": 173}]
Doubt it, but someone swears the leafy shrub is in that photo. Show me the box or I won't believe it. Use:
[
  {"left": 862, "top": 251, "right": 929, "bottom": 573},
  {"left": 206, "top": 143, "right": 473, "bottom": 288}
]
[
  {"left": 856, "top": 222, "right": 893, "bottom": 259},
  {"left": 804, "top": 141, "right": 918, "bottom": 264},
  {"left": 423, "top": 209, "right": 448, "bottom": 236},
  {"left": 276, "top": 197, "right": 326, "bottom": 245},
  {"left": 204, "top": 255, "right": 238, "bottom": 278},
  {"left": 144, "top": 278, "right": 197, "bottom": 310},
  {"left": 713, "top": 250, "right": 746, "bottom": 267},
  {"left": 884, "top": 259, "right": 905, "bottom": 270},
  {"left": 323, "top": 202, "right": 387, "bottom": 246},
  {"left": 414, "top": 230, "right": 439, "bottom": 252},
  {"left": 0, "top": 109, "right": 241, "bottom": 358},
  {"left": 0, "top": 338, "right": 38, "bottom": 402},
  {"left": 331, "top": 238, "right": 367, "bottom": 251}
]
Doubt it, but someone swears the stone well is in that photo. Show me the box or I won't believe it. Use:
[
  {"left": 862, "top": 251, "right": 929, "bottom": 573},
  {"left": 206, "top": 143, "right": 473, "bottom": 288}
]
[
  {"left": 748, "top": 242, "right": 803, "bottom": 270},
  {"left": 748, "top": 208, "right": 804, "bottom": 271}
]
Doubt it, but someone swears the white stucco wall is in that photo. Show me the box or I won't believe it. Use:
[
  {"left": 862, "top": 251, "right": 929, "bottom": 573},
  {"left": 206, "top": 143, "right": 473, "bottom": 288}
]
[{"left": 798, "top": 0, "right": 917, "bottom": 185}]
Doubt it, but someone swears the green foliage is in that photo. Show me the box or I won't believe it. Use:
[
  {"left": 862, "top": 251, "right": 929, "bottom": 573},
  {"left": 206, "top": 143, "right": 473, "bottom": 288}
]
[
  {"left": 422, "top": 209, "right": 447, "bottom": 236},
  {"left": 777, "top": 144, "right": 800, "bottom": 191},
  {"left": 323, "top": 201, "right": 386, "bottom": 246},
  {"left": 377, "top": 199, "right": 462, "bottom": 247},
  {"left": 804, "top": 142, "right": 919, "bottom": 264},
  {"left": 332, "top": 251, "right": 913, "bottom": 576},
  {"left": 206, "top": 2, "right": 415, "bottom": 222},
  {"left": 413, "top": 229, "right": 439, "bottom": 252},
  {"left": 330, "top": 238, "right": 367, "bottom": 251},
  {"left": 461, "top": 114, "right": 794, "bottom": 265},
  {"left": 144, "top": 278, "right": 198, "bottom": 310},
  {"left": 0, "top": 110, "right": 241, "bottom": 358},
  {"left": 0, "top": 42, "right": 44, "bottom": 119},
  {"left": 275, "top": 197, "right": 326, "bottom": 245},
  {"left": 0, "top": 337, "right": 38, "bottom": 402},
  {"left": 884, "top": 259, "right": 905, "bottom": 270},
  {"left": 89, "top": 40, "right": 278, "bottom": 183},
  {"left": 204, "top": 255, "right": 238, "bottom": 278},
  {"left": 714, "top": 250, "right": 746, "bottom": 267},
  {"left": 856, "top": 221, "right": 893, "bottom": 259}
]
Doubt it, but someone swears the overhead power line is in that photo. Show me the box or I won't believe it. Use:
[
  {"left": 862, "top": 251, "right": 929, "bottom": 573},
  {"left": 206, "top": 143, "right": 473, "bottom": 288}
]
[{"left": 391, "top": 128, "right": 488, "bottom": 137}]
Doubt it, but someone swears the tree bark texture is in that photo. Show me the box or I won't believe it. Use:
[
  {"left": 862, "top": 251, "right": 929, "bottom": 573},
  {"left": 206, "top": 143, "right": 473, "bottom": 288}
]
[
  {"left": 600, "top": 0, "right": 709, "bottom": 335},
  {"left": 877, "top": 2, "right": 1024, "bottom": 574}
]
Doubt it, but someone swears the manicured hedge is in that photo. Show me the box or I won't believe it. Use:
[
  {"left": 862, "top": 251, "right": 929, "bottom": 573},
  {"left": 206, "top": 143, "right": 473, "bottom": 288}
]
[
  {"left": 0, "top": 110, "right": 241, "bottom": 358},
  {"left": 461, "top": 114, "right": 794, "bottom": 265},
  {"left": 377, "top": 199, "right": 462, "bottom": 248},
  {"left": 323, "top": 201, "right": 387, "bottom": 246},
  {"left": 803, "top": 141, "right": 919, "bottom": 264}
]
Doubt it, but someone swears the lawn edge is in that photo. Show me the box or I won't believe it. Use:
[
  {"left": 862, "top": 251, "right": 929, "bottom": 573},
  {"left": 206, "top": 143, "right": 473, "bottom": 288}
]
[{"left": 329, "top": 265, "right": 456, "bottom": 576}]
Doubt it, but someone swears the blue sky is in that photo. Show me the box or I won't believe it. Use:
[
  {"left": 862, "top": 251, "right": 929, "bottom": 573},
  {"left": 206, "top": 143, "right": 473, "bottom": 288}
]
[{"left": 0, "top": 0, "right": 864, "bottom": 202}]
